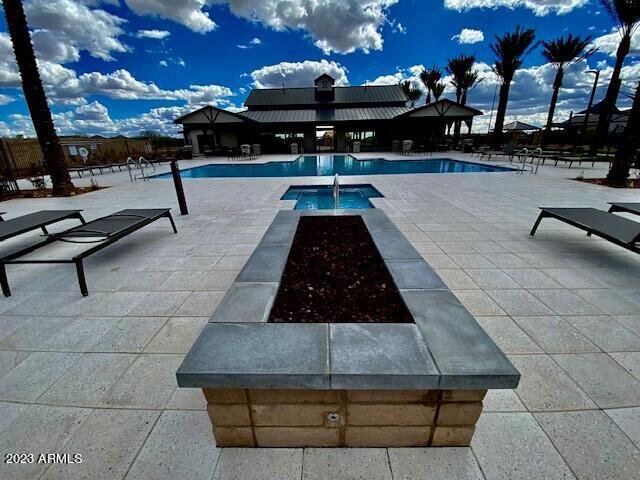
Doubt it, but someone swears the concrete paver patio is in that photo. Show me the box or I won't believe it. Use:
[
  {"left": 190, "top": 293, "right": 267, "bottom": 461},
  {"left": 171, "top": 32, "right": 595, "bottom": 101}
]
[{"left": 0, "top": 152, "right": 639, "bottom": 479}]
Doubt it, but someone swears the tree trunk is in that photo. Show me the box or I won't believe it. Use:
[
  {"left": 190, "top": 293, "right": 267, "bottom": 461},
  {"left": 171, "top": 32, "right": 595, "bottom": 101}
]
[
  {"left": 542, "top": 69, "right": 563, "bottom": 148},
  {"left": 491, "top": 79, "right": 512, "bottom": 149},
  {"left": 606, "top": 82, "right": 639, "bottom": 185},
  {"left": 592, "top": 32, "right": 630, "bottom": 154},
  {"left": 2, "top": 0, "right": 74, "bottom": 195},
  {"left": 453, "top": 87, "right": 462, "bottom": 147}
]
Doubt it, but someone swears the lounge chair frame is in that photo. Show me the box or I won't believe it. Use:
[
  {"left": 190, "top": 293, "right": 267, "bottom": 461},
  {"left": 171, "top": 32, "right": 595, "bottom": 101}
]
[
  {"left": 608, "top": 203, "right": 640, "bottom": 216},
  {"left": 530, "top": 208, "right": 640, "bottom": 254},
  {"left": 0, "top": 210, "right": 85, "bottom": 242},
  {"left": 0, "top": 209, "right": 177, "bottom": 297}
]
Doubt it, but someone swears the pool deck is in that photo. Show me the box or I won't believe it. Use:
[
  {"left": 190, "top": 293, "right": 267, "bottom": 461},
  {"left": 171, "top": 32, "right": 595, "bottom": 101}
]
[{"left": 1, "top": 151, "right": 639, "bottom": 479}]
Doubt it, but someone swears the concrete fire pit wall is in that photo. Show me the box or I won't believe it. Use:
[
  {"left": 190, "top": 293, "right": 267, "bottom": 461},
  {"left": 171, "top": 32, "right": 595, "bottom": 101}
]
[
  {"left": 204, "top": 388, "right": 486, "bottom": 447},
  {"left": 177, "top": 209, "right": 520, "bottom": 448}
]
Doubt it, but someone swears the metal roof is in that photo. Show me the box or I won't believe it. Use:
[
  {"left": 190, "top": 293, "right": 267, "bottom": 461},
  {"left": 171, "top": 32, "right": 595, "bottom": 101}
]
[
  {"left": 244, "top": 85, "right": 408, "bottom": 107},
  {"left": 238, "top": 106, "right": 413, "bottom": 124},
  {"left": 503, "top": 121, "right": 540, "bottom": 131}
]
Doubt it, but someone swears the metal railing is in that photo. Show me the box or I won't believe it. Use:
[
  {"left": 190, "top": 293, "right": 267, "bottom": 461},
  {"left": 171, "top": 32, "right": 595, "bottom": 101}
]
[{"left": 127, "top": 156, "right": 155, "bottom": 182}]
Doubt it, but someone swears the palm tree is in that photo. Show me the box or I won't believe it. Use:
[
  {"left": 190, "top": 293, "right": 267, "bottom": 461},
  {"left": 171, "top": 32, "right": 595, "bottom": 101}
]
[
  {"left": 541, "top": 34, "right": 595, "bottom": 146},
  {"left": 447, "top": 54, "right": 482, "bottom": 142},
  {"left": 490, "top": 25, "right": 538, "bottom": 148},
  {"left": 431, "top": 82, "right": 446, "bottom": 101},
  {"left": 592, "top": 0, "right": 640, "bottom": 152},
  {"left": 399, "top": 80, "right": 422, "bottom": 107},
  {"left": 607, "top": 81, "right": 639, "bottom": 184},
  {"left": 447, "top": 55, "right": 476, "bottom": 103},
  {"left": 2, "top": 0, "right": 74, "bottom": 195},
  {"left": 419, "top": 67, "right": 442, "bottom": 104}
]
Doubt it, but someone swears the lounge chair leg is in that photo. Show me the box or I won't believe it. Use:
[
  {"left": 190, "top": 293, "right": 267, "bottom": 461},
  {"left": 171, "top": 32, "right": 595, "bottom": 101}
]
[
  {"left": 75, "top": 260, "right": 88, "bottom": 296},
  {"left": 41, "top": 226, "right": 49, "bottom": 235},
  {"left": 77, "top": 213, "right": 86, "bottom": 224},
  {"left": 530, "top": 212, "right": 546, "bottom": 236},
  {"left": 166, "top": 212, "right": 178, "bottom": 233},
  {"left": 0, "top": 264, "right": 11, "bottom": 297}
]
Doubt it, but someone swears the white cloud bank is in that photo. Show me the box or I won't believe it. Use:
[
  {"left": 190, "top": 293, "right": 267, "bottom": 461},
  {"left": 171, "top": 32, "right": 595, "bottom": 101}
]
[
  {"left": 591, "top": 27, "right": 640, "bottom": 57},
  {"left": 444, "top": 0, "right": 588, "bottom": 16},
  {"left": 125, "top": 0, "right": 217, "bottom": 33},
  {"left": 123, "top": 0, "right": 400, "bottom": 53},
  {"left": 25, "top": 0, "right": 129, "bottom": 62},
  {"left": 452, "top": 28, "right": 484, "bottom": 44}
]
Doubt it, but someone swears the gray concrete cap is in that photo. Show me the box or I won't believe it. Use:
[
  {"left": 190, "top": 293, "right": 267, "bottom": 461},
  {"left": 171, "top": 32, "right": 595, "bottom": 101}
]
[
  {"left": 176, "top": 323, "right": 329, "bottom": 388},
  {"left": 236, "top": 245, "right": 290, "bottom": 282},
  {"left": 330, "top": 323, "right": 439, "bottom": 389},
  {"left": 401, "top": 289, "right": 520, "bottom": 389},
  {"left": 386, "top": 260, "right": 447, "bottom": 290},
  {"left": 210, "top": 282, "right": 278, "bottom": 323},
  {"left": 370, "top": 230, "right": 422, "bottom": 260}
]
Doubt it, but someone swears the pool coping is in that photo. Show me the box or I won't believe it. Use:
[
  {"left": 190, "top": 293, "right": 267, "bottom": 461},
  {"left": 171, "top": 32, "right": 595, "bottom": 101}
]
[
  {"left": 152, "top": 156, "right": 516, "bottom": 178},
  {"left": 176, "top": 208, "right": 520, "bottom": 391}
]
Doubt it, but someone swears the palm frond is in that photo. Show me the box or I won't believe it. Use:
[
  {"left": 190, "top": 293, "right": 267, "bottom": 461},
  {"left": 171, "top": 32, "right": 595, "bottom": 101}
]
[
  {"left": 542, "top": 34, "right": 596, "bottom": 68},
  {"left": 490, "top": 25, "right": 538, "bottom": 80}
]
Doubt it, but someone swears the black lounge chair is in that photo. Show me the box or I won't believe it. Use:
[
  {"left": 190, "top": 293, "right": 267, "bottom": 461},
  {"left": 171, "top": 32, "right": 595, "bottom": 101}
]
[
  {"left": 553, "top": 155, "right": 611, "bottom": 168},
  {"left": 609, "top": 203, "right": 640, "bottom": 216},
  {"left": 530, "top": 207, "right": 640, "bottom": 254},
  {"left": 1, "top": 208, "right": 176, "bottom": 296},
  {"left": 0, "top": 210, "right": 85, "bottom": 242}
]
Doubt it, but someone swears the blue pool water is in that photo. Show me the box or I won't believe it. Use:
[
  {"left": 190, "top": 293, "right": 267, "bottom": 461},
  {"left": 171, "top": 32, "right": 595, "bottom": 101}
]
[
  {"left": 154, "top": 155, "right": 513, "bottom": 179},
  {"left": 282, "top": 184, "right": 384, "bottom": 210}
]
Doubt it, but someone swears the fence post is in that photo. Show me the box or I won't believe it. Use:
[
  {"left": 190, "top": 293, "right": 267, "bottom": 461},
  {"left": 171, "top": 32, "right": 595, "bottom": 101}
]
[{"left": 170, "top": 159, "right": 188, "bottom": 215}]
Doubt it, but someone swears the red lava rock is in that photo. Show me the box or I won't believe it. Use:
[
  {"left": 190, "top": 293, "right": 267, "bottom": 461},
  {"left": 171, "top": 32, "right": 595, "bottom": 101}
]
[{"left": 268, "top": 216, "right": 413, "bottom": 324}]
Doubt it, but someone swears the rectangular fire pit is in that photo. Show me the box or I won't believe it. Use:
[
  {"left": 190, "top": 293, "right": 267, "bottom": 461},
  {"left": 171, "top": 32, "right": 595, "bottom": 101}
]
[{"left": 177, "top": 209, "right": 520, "bottom": 447}]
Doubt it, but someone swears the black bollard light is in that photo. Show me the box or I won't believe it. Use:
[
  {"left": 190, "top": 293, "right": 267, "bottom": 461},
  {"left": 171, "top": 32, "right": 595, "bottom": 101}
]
[{"left": 170, "top": 159, "right": 188, "bottom": 215}]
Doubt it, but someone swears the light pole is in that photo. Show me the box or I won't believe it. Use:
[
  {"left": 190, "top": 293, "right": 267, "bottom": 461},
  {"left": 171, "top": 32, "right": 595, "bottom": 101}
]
[{"left": 580, "top": 69, "right": 600, "bottom": 143}]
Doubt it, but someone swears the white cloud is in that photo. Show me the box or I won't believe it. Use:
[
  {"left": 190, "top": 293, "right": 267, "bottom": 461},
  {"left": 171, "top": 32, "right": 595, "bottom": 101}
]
[
  {"left": 250, "top": 60, "right": 349, "bottom": 88},
  {"left": 0, "top": 33, "right": 22, "bottom": 87},
  {"left": 218, "top": 0, "right": 399, "bottom": 54},
  {"left": 31, "top": 30, "right": 81, "bottom": 63},
  {"left": 452, "top": 28, "right": 484, "bottom": 45},
  {"left": 159, "top": 60, "right": 168, "bottom": 67},
  {"left": 0, "top": 94, "right": 15, "bottom": 106},
  {"left": 591, "top": 27, "right": 640, "bottom": 58},
  {"left": 127, "top": 0, "right": 399, "bottom": 53},
  {"left": 124, "top": 0, "right": 217, "bottom": 33},
  {"left": 367, "top": 64, "right": 444, "bottom": 98},
  {"left": 136, "top": 29, "right": 171, "bottom": 39},
  {"left": 444, "top": 0, "right": 588, "bottom": 16},
  {"left": 25, "top": 0, "right": 129, "bottom": 61},
  {"left": 238, "top": 37, "right": 262, "bottom": 48}
]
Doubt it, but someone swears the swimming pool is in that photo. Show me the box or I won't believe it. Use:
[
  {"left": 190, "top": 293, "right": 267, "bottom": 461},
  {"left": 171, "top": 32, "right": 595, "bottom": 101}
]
[
  {"left": 154, "top": 155, "right": 513, "bottom": 178},
  {"left": 281, "top": 184, "right": 383, "bottom": 210}
]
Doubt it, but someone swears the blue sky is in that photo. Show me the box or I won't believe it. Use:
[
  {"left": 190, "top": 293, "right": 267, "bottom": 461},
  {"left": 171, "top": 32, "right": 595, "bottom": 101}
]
[{"left": 0, "top": 0, "right": 638, "bottom": 136}]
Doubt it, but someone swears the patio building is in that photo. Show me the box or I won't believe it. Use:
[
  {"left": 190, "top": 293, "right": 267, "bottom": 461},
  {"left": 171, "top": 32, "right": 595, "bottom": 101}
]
[{"left": 174, "top": 74, "right": 482, "bottom": 155}]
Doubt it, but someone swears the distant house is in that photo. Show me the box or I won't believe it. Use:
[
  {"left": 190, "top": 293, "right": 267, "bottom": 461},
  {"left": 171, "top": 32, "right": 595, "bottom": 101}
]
[
  {"left": 174, "top": 74, "right": 482, "bottom": 155},
  {"left": 558, "top": 100, "right": 630, "bottom": 134}
]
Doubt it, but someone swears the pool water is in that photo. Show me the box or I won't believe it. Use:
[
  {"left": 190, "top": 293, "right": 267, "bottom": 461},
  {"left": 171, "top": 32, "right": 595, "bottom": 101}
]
[
  {"left": 281, "top": 184, "right": 383, "bottom": 210},
  {"left": 154, "top": 155, "right": 513, "bottom": 178}
]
